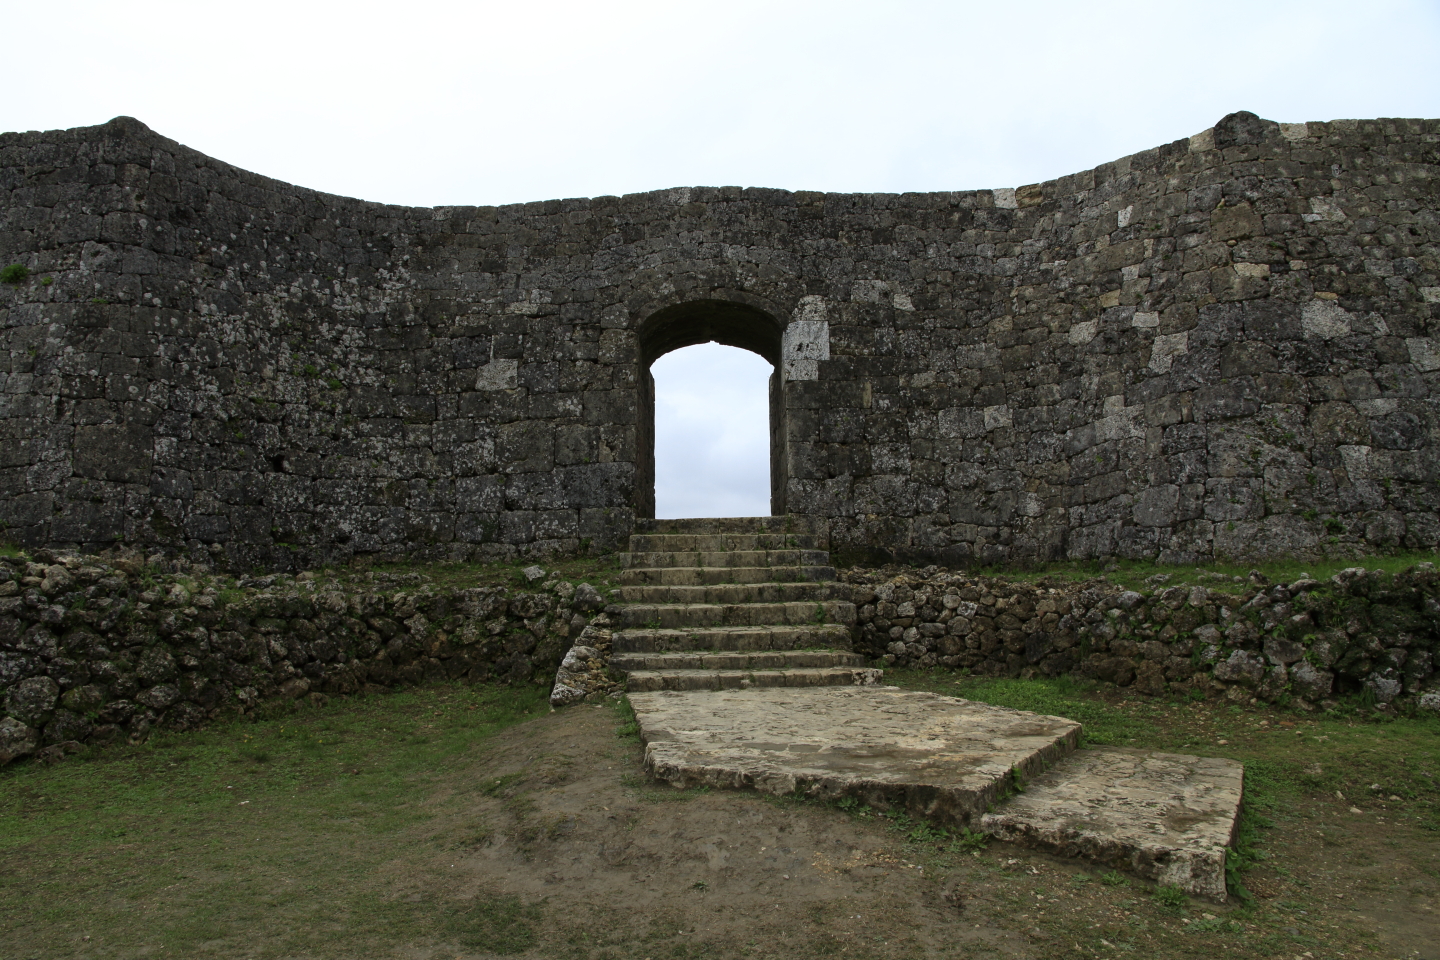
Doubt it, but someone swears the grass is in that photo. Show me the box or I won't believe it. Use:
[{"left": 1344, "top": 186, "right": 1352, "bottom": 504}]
[
  {"left": 887, "top": 669, "right": 1440, "bottom": 895},
  {"left": 359, "top": 553, "right": 623, "bottom": 592},
  {"left": 4, "top": 670, "right": 1437, "bottom": 958},
  {"left": 612, "top": 693, "right": 641, "bottom": 742},
  {"left": 0, "top": 682, "right": 550, "bottom": 958},
  {"left": 926, "top": 550, "right": 1440, "bottom": 596}
]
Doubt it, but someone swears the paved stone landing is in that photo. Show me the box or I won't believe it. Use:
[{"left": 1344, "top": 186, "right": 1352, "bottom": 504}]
[
  {"left": 982, "top": 748, "right": 1244, "bottom": 901},
  {"left": 630, "top": 686, "right": 1081, "bottom": 828}
]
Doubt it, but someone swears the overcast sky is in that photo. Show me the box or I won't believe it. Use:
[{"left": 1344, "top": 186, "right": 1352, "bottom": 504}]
[{"left": 4, "top": 1, "right": 1439, "bottom": 518}]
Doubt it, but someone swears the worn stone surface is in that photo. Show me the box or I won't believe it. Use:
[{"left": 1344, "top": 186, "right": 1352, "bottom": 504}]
[
  {"left": 981, "top": 748, "right": 1245, "bottom": 901},
  {"left": 631, "top": 686, "right": 1081, "bottom": 827},
  {"left": 603, "top": 515, "right": 868, "bottom": 693},
  {"left": 1, "top": 113, "right": 1438, "bottom": 568}
]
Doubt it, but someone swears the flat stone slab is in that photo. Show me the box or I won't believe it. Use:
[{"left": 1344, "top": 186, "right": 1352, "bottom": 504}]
[
  {"left": 630, "top": 686, "right": 1080, "bottom": 828},
  {"left": 981, "top": 748, "right": 1244, "bottom": 901}
]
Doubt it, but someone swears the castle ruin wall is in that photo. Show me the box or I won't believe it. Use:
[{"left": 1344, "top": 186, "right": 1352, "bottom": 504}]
[{"left": 1, "top": 112, "right": 1437, "bottom": 569}]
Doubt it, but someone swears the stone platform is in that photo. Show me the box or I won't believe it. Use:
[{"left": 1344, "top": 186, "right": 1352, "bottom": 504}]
[
  {"left": 630, "top": 686, "right": 1243, "bottom": 900},
  {"left": 982, "top": 748, "right": 1244, "bottom": 901},
  {"left": 631, "top": 686, "right": 1081, "bottom": 828}
]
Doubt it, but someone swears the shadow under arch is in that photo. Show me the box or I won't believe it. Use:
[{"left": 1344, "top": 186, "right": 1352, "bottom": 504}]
[{"left": 635, "top": 298, "right": 788, "bottom": 519}]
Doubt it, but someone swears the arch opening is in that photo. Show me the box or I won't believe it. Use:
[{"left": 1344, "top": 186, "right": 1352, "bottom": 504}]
[
  {"left": 652, "top": 344, "right": 773, "bottom": 519},
  {"left": 636, "top": 299, "right": 788, "bottom": 519}
]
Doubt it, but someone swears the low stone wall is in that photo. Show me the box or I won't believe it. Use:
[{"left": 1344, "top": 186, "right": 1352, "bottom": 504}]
[
  {"left": 846, "top": 564, "right": 1440, "bottom": 711},
  {"left": 0, "top": 550, "right": 610, "bottom": 765},
  {"left": 10, "top": 545, "right": 1439, "bottom": 767}
]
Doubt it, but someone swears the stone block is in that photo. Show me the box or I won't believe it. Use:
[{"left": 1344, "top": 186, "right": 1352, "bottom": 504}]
[
  {"left": 632, "top": 686, "right": 1079, "bottom": 827},
  {"left": 981, "top": 748, "right": 1243, "bottom": 901}
]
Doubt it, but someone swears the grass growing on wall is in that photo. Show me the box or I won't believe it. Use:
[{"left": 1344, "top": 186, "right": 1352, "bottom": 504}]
[
  {"left": 265, "top": 553, "right": 625, "bottom": 593},
  {"left": 956, "top": 551, "right": 1440, "bottom": 595}
]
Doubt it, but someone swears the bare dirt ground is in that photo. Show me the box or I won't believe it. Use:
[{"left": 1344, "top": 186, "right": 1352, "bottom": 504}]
[
  {"left": 4, "top": 689, "right": 1437, "bottom": 960},
  {"left": 390, "top": 702, "right": 1440, "bottom": 960}
]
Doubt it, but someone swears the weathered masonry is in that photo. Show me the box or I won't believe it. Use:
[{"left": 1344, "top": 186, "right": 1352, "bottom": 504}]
[{"left": 1, "top": 112, "right": 1437, "bottom": 570}]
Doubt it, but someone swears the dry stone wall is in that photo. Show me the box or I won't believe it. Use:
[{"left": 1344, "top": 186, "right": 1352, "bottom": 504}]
[
  {"left": 1, "top": 111, "right": 1438, "bottom": 567},
  {"left": 4, "top": 543, "right": 1439, "bottom": 766},
  {"left": 845, "top": 563, "right": 1440, "bottom": 711},
  {"left": 0, "top": 549, "right": 611, "bottom": 765}
]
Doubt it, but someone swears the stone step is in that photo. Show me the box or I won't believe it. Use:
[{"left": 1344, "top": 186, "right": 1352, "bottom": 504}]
[
  {"left": 617, "top": 581, "right": 850, "bottom": 605},
  {"left": 634, "top": 516, "right": 827, "bottom": 537},
  {"left": 613, "top": 650, "right": 868, "bottom": 672},
  {"left": 627, "top": 532, "right": 825, "bottom": 553},
  {"left": 623, "top": 549, "right": 832, "bottom": 570},
  {"left": 617, "top": 600, "right": 856, "bottom": 630},
  {"left": 630, "top": 686, "right": 1080, "bottom": 824},
  {"left": 613, "top": 623, "right": 855, "bottom": 654},
  {"left": 980, "top": 748, "right": 1244, "bottom": 902},
  {"left": 626, "top": 665, "right": 883, "bottom": 692},
  {"left": 619, "top": 565, "right": 837, "bottom": 586}
]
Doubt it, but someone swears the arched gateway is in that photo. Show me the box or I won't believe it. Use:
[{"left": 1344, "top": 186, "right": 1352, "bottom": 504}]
[
  {"left": 0, "top": 111, "right": 1437, "bottom": 569},
  {"left": 635, "top": 297, "right": 789, "bottom": 519}
]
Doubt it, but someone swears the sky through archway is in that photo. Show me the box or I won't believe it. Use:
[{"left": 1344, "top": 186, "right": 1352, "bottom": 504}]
[{"left": 652, "top": 343, "right": 772, "bottom": 518}]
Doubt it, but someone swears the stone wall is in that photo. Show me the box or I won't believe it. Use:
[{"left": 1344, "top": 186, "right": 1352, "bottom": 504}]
[
  {"left": 0, "top": 550, "right": 610, "bottom": 765},
  {"left": 1, "top": 111, "right": 1438, "bottom": 568},
  {"left": 846, "top": 564, "right": 1440, "bottom": 711},
  {"left": 5, "top": 545, "right": 1439, "bottom": 766}
]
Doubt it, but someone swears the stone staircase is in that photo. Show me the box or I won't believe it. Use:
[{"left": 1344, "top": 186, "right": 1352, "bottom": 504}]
[
  {"left": 605, "top": 519, "right": 1244, "bottom": 902},
  {"left": 610, "top": 517, "right": 882, "bottom": 692}
]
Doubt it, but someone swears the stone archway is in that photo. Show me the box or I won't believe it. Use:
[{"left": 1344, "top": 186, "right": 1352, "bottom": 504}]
[{"left": 635, "top": 299, "right": 788, "bottom": 519}]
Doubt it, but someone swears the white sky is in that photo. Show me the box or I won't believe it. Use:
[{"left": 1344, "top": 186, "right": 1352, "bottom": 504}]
[
  {"left": 653, "top": 345, "right": 773, "bottom": 518},
  {"left": 4, "top": 0, "right": 1438, "bottom": 518}
]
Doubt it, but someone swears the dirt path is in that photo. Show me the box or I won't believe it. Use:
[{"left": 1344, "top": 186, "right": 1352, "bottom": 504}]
[{"left": 381, "top": 702, "right": 1439, "bottom": 960}]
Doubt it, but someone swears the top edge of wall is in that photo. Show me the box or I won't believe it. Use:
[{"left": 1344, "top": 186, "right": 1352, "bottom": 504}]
[{"left": 2, "top": 111, "right": 1437, "bottom": 221}]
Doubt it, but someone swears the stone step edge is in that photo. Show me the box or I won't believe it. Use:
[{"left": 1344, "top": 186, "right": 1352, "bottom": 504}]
[
  {"left": 627, "top": 534, "right": 826, "bottom": 549},
  {"left": 619, "top": 566, "right": 838, "bottom": 584},
  {"left": 621, "top": 550, "right": 833, "bottom": 568},
  {"left": 612, "top": 651, "right": 868, "bottom": 668},
  {"left": 625, "top": 666, "right": 885, "bottom": 690},
  {"left": 616, "top": 581, "right": 849, "bottom": 596},
  {"left": 633, "top": 516, "right": 827, "bottom": 536},
  {"left": 610, "top": 627, "right": 852, "bottom": 641}
]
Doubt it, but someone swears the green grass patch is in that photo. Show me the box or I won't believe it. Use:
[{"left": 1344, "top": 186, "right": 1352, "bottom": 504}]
[
  {"left": 612, "top": 694, "right": 641, "bottom": 742},
  {"left": 0, "top": 682, "right": 549, "bottom": 958},
  {"left": 888, "top": 669, "right": 1440, "bottom": 896},
  {"left": 444, "top": 894, "right": 542, "bottom": 953},
  {"left": 937, "top": 550, "right": 1440, "bottom": 595},
  {"left": 360, "top": 553, "right": 623, "bottom": 592}
]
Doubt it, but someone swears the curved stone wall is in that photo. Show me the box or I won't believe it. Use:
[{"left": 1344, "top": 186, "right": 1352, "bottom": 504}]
[{"left": 1, "top": 111, "right": 1437, "bottom": 569}]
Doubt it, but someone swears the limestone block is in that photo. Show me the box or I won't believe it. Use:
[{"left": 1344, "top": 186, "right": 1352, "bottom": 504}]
[
  {"left": 5, "top": 676, "right": 59, "bottom": 728},
  {"left": 982, "top": 748, "right": 1243, "bottom": 901},
  {"left": 0, "top": 717, "right": 38, "bottom": 765},
  {"left": 1302, "top": 300, "right": 1352, "bottom": 339},
  {"left": 476, "top": 359, "right": 519, "bottom": 390},
  {"left": 783, "top": 307, "right": 829, "bottom": 383},
  {"left": 632, "top": 686, "right": 1079, "bottom": 826}
]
